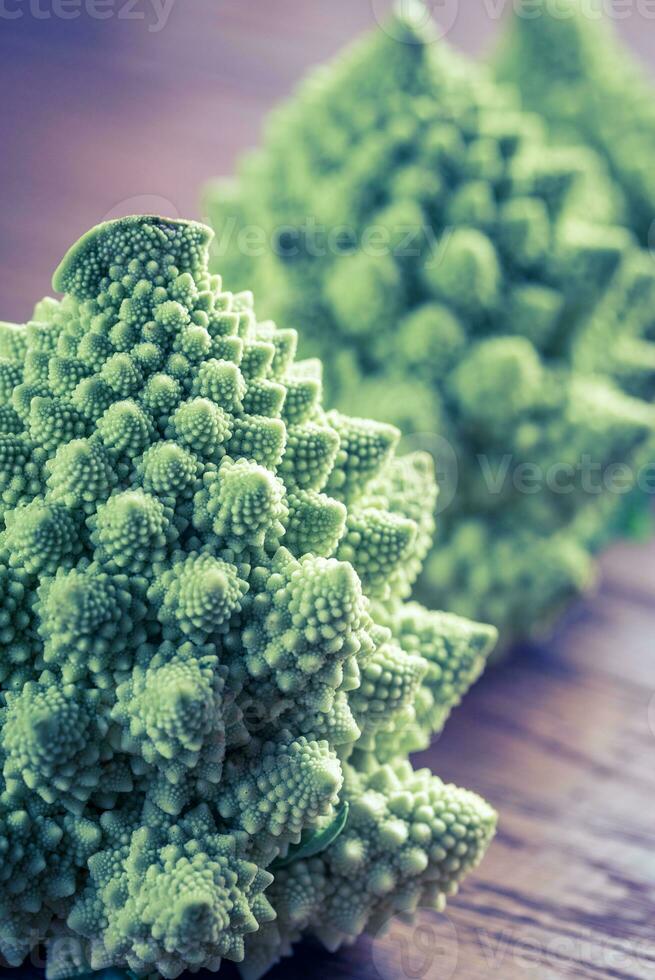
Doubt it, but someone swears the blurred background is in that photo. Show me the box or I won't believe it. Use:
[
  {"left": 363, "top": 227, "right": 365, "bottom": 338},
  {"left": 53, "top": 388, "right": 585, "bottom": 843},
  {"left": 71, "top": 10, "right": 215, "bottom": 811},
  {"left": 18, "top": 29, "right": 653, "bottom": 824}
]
[
  {"left": 2, "top": 0, "right": 655, "bottom": 322},
  {"left": 2, "top": 4, "right": 655, "bottom": 979}
]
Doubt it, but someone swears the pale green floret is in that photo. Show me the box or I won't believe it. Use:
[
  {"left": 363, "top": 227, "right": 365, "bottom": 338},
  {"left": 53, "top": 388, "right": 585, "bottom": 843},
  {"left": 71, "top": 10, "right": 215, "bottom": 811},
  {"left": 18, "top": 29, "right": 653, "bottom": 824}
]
[
  {"left": 242, "top": 760, "right": 496, "bottom": 977},
  {"left": 153, "top": 550, "right": 248, "bottom": 640},
  {"left": 218, "top": 736, "right": 344, "bottom": 862},
  {"left": 0, "top": 215, "right": 496, "bottom": 979},
  {"left": 4, "top": 499, "right": 80, "bottom": 575},
  {"left": 112, "top": 641, "right": 228, "bottom": 815},
  {"left": 204, "top": 0, "right": 655, "bottom": 646},
  {"left": 66, "top": 804, "right": 276, "bottom": 978},
  {"left": 283, "top": 489, "right": 346, "bottom": 557},
  {"left": 89, "top": 488, "right": 177, "bottom": 573},
  {"left": 0, "top": 554, "right": 39, "bottom": 690},
  {"left": 98, "top": 399, "right": 153, "bottom": 457},
  {"left": 168, "top": 396, "right": 232, "bottom": 458},
  {"left": 193, "top": 456, "right": 287, "bottom": 549},
  {"left": 46, "top": 438, "right": 116, "bottom": 511},
  {"left": 347, "top": 639, "right": 427, "bottom": 753},
  {"left": 3, "top": 675, "right": 109, "bottom": 813},
  {"left": 371, "top": 603, "right": 497, "bottom": 761}
]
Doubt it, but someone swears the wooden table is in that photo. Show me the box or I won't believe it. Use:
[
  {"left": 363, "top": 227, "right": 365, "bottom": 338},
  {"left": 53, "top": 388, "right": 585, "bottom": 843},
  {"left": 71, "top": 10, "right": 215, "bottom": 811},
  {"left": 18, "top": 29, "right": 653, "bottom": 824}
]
[{"left": 1, "top": 4, "right": 654, "bottom": 978}]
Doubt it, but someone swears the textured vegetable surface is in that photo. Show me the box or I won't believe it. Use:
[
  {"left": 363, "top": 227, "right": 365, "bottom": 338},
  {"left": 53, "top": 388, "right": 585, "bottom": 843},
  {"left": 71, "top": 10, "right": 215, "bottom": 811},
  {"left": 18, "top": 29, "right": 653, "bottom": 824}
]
[
  {"left": 494, "top": 0, "right": 655, "bottom": 247},
  {"left": 203, "top": 2, "right": 655, "bottom": 646},
  {"left": 0, "top": 215, "right": 496, "bottom": 979}
]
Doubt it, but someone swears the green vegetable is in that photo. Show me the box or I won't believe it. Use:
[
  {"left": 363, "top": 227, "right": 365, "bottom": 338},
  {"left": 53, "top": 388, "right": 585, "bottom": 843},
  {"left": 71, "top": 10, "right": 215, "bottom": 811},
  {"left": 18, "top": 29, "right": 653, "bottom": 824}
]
[
  {"left": 492, "top": 0, "right": 655, "bottom": 547},
  {"left": 203, "top": 1, "right": 655, "bottom": 647},
  {"left": 0, "top": 215, "right": 496, "bottom": 980},
  {"left": 494, "top": 0, "right": 655, "bottom": 247},
  {"left": 242, "top": 761, "right": 495, "bottom": 980}
]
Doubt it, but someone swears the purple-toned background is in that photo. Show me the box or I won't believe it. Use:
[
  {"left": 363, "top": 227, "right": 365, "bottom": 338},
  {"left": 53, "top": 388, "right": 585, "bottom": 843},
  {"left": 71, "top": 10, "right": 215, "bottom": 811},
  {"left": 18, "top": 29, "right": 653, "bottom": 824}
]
[
  {"left": 1, "top": 0, "right": 655, "bottom": 322},
  {"left": 3, "top": 6, "right": 655, "bottom": 980}
]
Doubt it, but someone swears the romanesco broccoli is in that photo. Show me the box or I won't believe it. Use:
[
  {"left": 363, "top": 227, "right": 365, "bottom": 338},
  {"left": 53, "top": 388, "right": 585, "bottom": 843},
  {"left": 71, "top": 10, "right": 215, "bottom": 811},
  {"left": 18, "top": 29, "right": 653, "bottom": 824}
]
[
  {"left": 494, "top": 0, "right": 655, "bottom": 247},
  {"left": 0, "top": 214, "right": 496, "bottom": 979},
  {"left": 203, "top": 1, "right": 655, "bottom": 646}
]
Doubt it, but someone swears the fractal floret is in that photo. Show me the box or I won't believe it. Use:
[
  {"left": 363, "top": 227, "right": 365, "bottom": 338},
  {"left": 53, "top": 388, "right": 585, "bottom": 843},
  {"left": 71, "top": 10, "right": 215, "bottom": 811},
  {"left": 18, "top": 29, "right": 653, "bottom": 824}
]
[
  {"left": 0, "top": 215, "right": 497, "bottom": 979},
  {"left": 203, "top": 1, "right": 655, "bottom": 645},
  {"left": 494, "top": 0, "right": 655, "bottom": 247}
]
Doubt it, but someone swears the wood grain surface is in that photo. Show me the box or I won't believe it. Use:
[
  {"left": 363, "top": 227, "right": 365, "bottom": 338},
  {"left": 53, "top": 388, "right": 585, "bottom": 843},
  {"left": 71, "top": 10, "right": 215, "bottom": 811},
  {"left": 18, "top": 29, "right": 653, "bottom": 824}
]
[{"left": 1, "top": 4, "right": 655, "bottom": 979}]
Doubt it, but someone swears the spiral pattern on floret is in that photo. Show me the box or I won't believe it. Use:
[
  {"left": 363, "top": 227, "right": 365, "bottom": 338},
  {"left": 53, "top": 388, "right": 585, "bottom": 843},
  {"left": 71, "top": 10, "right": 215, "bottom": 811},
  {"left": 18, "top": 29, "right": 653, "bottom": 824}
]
[{"left": 0, "top": 214, "right": 496, "bottom": 979}]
